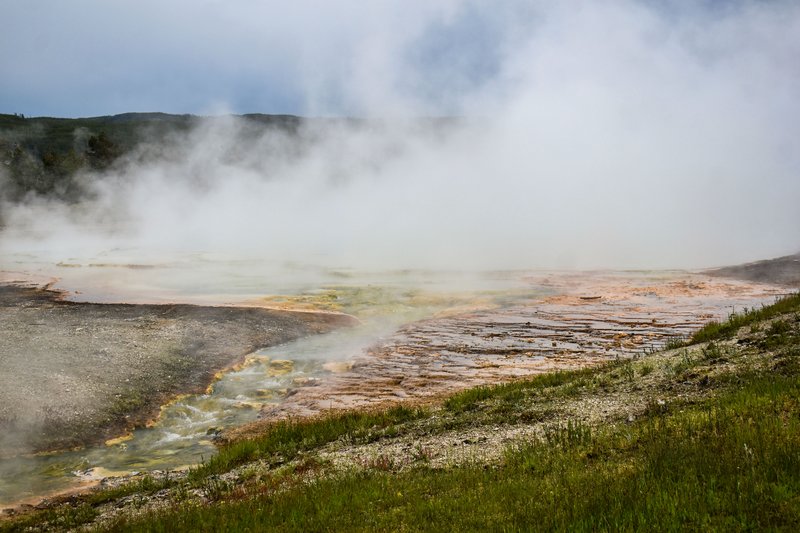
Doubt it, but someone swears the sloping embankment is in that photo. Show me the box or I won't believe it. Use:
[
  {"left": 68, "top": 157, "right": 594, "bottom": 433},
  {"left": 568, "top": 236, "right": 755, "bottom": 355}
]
[{"left": 707, "top": 252, "right": 800, "bottom": 287}]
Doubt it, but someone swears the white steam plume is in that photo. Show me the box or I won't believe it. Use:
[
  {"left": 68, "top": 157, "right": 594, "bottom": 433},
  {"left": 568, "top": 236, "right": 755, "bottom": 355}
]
[{"left": 1, "top": 1, "right": 798, "bottom": 271}]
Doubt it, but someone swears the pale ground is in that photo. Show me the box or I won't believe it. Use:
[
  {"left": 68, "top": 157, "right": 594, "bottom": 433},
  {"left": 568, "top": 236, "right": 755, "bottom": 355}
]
[{"left": 230, "top": 271, "right": 783, "bottom": 439}]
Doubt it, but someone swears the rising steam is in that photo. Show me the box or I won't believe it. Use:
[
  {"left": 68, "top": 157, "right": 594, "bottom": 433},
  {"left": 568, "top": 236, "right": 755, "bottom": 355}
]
[{"left": 1, "top": 1, "right": 799, "bottom": 271}]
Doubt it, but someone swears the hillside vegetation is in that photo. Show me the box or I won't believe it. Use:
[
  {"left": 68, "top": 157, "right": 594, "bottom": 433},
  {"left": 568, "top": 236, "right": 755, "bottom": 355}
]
[
  {"left": 0, "top": 112, "right": 460, "bottom": 208},
  {"left": 708, "top": 254, "right": 800, "bottom": 289},
  {"left": 3, "top": 293, "right": 799, "bottom": 531},
  {"left": 0, "top": 113, "right": 302, "bottom": 203}
]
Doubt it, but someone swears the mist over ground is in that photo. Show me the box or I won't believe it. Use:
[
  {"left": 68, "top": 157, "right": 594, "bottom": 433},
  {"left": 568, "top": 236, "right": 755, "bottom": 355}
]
[{"left": 1, "top": 1, "right": 798, "bottom": 271}]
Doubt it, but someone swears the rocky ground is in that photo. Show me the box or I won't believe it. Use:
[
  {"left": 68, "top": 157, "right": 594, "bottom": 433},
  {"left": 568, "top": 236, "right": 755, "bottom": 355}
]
[
  {"left": 0, "top": 284, "right": 357, "bottom": 457},
  {"left": 230, "top": 272, "right": 782, "bottom": 438}
]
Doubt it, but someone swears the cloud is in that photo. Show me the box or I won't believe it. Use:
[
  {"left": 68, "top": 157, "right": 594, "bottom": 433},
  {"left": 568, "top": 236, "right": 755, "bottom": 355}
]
[{"left": 1, "top": 1, "right": 461, "bottom": 116}]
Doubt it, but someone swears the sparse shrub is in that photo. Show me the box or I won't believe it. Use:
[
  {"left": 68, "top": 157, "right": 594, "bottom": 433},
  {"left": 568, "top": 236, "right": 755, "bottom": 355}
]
[
  {"left": 444, "top": 386, "right": 493, "bottom": 412},
  {"left": 702, "top": 342, "right": 723, "bottom": 361},
  {"left": 664, "top": 336, "right": 686, "bottom": 350},
  {"left": 544, "top": 420, "right": 592, "bottom": 448},
  {"left": 671, "top": 350, "right": 695, "bottom": 376},
  {"left": 171, "top": 483, "right": 190, "bottom": 503},
  {"left": 595, "top": 375, "right": 612, "bottom": 389},
  {"left": 621, "top": 361, "right": 635, "bottom": 382},
  {"left": 411, "top": 444, "right": 433, "bottom": 463},
  {"left": 644, "top": 398, "right": 669, "bottom": 417},
  {"left": 202, "top": 475, "right": 231, "bottom": 501},
  {"left": 362, "top": 453, "right": 396, "bottom": 472},
  {"left": 767, "top": 319, "right": 792, "bottom": 336},
  {"left": 758, "top": 318, "right": 800, "bottom": 350},
  {"left": 56, "top": 503, "right": 98, "bottom": 529}
]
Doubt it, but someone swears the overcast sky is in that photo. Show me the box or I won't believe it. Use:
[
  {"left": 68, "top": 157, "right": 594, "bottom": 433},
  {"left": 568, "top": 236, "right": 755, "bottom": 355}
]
[
  {"left": 2, "top": 0, "right": 796, "bottom": 119},
  {"left": 1, "top": 0, "right": 503, "bottom": 117}
]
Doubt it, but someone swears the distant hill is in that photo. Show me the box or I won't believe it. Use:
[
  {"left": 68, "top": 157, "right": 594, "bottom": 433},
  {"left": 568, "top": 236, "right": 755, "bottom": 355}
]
[
  {"left": 0, "top": 112, "right": 304, "bottom": 157},
  {"left": 0, "top": 112, "right": 458, "bottom": 205},
  {"left": 707, "top": 254, "right": 800, "bottom": 287},
  {"left": 0, "top": 112, "right": 315, "bottom": 203}
]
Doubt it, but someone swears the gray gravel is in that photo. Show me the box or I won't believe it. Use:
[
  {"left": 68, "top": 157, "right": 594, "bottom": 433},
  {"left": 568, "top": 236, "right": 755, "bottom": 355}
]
[{"left": 0, "top": 284, "right": 356, "bottom": 457}]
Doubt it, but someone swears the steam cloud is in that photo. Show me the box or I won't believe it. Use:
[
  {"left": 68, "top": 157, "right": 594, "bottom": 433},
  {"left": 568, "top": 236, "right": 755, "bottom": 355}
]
[{"left": 1, "top": 1, "right": 799, "bottom": 271}]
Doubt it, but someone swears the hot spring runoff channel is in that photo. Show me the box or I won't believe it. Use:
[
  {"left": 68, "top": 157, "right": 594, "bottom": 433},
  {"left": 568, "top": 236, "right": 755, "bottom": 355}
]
[
  {"left": 0, "top": 274, "right": 531, "bottom": 506},
  {"left": 0, "top": 315, "right": 410, "bottom": 505}
]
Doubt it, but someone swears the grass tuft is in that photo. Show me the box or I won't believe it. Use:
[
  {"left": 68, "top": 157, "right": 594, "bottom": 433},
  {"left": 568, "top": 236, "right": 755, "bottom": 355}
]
[
  {"left": 186, "top": 405, "right": 427, "bottom": 483},
  {"left": 443, "top": 367, "right": 601, "bottom": 414},
  {"left": 690, "top": 292, "right": 800, "bottom": 344}
]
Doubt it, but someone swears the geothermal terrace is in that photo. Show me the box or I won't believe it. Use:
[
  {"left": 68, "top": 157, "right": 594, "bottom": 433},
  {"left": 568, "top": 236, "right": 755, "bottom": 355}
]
[
  {"left": 0, "top": 265, "right": 790, "bottom": 506},
  {"left": 235, "top": 272, "right": 783, "bottom": 435}
]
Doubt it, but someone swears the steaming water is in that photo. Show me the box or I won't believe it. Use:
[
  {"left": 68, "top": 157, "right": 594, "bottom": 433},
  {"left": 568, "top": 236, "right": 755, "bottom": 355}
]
[
  {"left": 0, "top": 324, "right": 409, "bottom": 505},
  {"left": 0, "top": 249, "right": 532, "bottom": 505}
]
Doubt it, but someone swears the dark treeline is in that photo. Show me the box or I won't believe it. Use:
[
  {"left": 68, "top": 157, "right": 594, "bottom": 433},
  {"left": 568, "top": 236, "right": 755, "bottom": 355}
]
[
  {"left": 0, "top": 112, "right": 304, "bottom": 203},
  {"left": 0, "top": 112, "right": 458, "bottom": 206}
]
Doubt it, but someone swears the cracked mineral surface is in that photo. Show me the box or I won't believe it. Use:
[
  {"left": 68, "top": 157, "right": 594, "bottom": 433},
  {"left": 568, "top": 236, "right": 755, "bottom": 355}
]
[{"left": 229, "top": 272, "right": 783, "bottom": 439}]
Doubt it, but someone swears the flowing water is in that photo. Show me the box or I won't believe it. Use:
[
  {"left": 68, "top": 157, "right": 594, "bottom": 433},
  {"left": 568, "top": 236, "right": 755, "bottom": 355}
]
[{"left": 0, "top": 322, "right": 411, "bottom": 504}]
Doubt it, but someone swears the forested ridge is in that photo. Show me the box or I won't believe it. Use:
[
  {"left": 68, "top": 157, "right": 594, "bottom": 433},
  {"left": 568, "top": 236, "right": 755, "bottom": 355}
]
[{"left": 0, "top": 112, "right": 302, "bottom": 202}]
